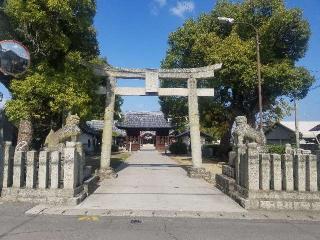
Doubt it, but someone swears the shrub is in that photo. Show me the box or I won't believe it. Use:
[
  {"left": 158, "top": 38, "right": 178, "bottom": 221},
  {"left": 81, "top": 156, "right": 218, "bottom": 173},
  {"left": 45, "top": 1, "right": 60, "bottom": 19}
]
[
  {"left": 268, "top": 144, "right": 285, "bottom": 154},
  {"left": 169, "top": 142, "right": 188, "bottom": 154},
  {"left": 111, "top": 144, "right": 119, "bottom": 153},
  {"left": 202, "top": 144, "right": 220, "bottom": 157}
]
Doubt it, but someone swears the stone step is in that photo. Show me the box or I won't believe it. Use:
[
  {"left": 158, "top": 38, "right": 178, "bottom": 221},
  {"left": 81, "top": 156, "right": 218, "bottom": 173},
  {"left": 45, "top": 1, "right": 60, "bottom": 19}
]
[
  {"left": 222, "top": 165, "right": 235, "bottom": 179},
  {"left": 228, "top": 190, "right": 249, "bottom": 209},
  {"left": 83, "top": 175, "right": 99, "bottom": 195},
  {"left": 215, "top": 174, "right": 236, "bottom": 194}
]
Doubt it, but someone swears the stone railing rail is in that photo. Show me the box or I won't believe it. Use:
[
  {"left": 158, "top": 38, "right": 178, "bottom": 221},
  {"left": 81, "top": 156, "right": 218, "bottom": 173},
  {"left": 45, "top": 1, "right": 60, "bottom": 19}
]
[{"left": 0, "top": 141, "right": 88, "bottom": 205}]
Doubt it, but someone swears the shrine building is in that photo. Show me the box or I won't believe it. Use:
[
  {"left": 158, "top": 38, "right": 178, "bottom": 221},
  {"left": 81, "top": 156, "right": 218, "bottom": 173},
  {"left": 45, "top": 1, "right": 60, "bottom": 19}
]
[{"left": 116, "top": 112, "right": 172, "bottom": 151}]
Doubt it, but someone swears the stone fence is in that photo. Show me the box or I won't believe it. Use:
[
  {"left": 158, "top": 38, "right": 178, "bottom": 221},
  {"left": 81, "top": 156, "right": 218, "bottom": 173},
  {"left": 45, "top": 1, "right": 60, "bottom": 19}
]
[
  {"left": 0, "top": 141, "right": 90, "bottom": 205},
  {"left": 216, "top": 143, "right": 320, "bottom": 210}
]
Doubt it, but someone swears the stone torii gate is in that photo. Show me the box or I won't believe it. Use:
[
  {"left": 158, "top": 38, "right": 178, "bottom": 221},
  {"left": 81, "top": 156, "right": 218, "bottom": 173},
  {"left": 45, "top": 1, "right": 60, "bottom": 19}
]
[{"left": 95, "top": 64, "right": 222, "bottom": 175}]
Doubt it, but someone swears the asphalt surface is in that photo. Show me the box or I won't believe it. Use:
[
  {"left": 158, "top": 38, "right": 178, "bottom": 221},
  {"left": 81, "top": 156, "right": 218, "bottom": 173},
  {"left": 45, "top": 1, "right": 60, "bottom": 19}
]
[{"left": 0, "top": 203, "right": 320, "bottom": 240}]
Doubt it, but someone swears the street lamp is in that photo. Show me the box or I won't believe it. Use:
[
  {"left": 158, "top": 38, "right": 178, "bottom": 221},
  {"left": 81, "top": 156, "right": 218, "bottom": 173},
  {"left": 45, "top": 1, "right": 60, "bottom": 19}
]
[{"left": 218, "top": 17, "right": 263, "bottom": 132}]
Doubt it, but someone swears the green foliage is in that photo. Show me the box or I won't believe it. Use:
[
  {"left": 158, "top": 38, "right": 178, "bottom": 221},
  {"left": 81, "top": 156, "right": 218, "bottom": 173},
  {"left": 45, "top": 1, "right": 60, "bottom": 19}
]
[
  {"left": 169, "top": 142, "right": 188, "bottom": 155},
  {"left": 160, "top": 0, "right": 315, "bottom": 155},
  {"left": 202, "top": 144, "right": 220, "bottom": 157},
  {"left": 3, "top": 0, "right": 98, "bottom": 63},
  {"left": 267, "top": 144, "right": 285, "bottom": 154},
  {"left": 1, "top": 0, "right": 123, "bottom": 145},
  {"left": 111, "top": 144, "right": 119, "bottom": 153}
]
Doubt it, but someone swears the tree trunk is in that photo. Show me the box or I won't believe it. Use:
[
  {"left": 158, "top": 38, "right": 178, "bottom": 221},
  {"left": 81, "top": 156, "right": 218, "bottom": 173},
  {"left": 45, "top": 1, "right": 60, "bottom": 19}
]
[
  {"left": 218, "top": 117, "right": 235, "bottom": 161},
  {"left": 16, "top": 119, "right": 33, "bottom": 151},
  {"left": 246, "top": 112, "right": 257, "bottom": 128}
]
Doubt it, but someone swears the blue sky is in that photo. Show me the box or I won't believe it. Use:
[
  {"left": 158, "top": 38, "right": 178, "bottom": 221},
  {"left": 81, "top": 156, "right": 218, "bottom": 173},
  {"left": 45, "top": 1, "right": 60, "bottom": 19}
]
[{"left": 93, "top": 0, "right": 320, "bottom": 120}]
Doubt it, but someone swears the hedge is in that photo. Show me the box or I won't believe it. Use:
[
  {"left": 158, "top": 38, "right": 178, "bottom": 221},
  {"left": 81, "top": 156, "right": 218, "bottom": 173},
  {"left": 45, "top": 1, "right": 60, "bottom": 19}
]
[
  {"left": 111, "top": 144, "right": 119, "bottom": 153},
  {"left": 169, "top": 142, "right": 188, "bottom": 154},
  {"left": 267, "top": 144, "right": 285, "bottom": 154}
]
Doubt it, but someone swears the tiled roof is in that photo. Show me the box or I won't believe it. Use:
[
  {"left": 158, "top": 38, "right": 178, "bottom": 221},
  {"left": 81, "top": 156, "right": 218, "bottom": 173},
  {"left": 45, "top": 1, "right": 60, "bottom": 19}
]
[
  {"left": 116, "top": 112, "right": 172, "bottom": 129},
  {"left": 86, "top": 120, "right": 104, "bottom": 131},
  {"left": 310, "top": 124, "right": 320, "bottom": 131},
  {"left": 85, "top": 120, "right": 126, "bottom": 136}
]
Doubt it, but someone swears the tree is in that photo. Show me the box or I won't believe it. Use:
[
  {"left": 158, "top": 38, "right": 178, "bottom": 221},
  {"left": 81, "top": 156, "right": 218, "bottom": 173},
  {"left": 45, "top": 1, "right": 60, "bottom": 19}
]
[
  {"left": 160, "top": 0, "right": 315, "bottom": 158},
  {"left": 1, "top": 0, "right": 122, "bottom": 149}
]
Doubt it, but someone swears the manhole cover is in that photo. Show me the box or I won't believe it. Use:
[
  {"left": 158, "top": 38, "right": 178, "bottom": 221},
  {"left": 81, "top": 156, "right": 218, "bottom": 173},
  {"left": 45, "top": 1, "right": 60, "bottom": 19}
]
[{"left": 130, "top": 219, "right": 142, "bottom": 224}]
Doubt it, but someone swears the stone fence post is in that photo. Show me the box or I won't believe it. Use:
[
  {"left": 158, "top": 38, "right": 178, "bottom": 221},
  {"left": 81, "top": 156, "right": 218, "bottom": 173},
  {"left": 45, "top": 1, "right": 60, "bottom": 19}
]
[
  {"left": 245, "top": 143, "right": 259, "bottom": 191},
  {"left": 235, "top": 144, "right": 246, "bottom": 186},
  {"left": 12, "top": 151, "right": 26, "bottom": 188},
  {"left": 39, "top": 151, "right": 49, "bottom": 189},
  {"left": 306, "top": 154, "right": 317, "bottom": 192},
  {"left": 259, "top": 153, "right": 270, "bottom": 190},
  {"left": 75, "top": 142, "right": 84, "bottom": 184},
  {"left": 64, "top": 142, "right": 79, "bottom": 189},
  {"left": 271, "top": 154, "right": 281, "bottom": 191},
  {"left": 26, "top": 151, "right": 37, "bottom": 189},
  {"left": 2, "top": 142, "right": 13, "bottom": 188},
  {"left": 293, "top": 154, "right": 306, "bottom": 191},
  {"left": 317, "top": 150, "right": 320, "bottom": 191},
  {"left": 282, "top": 154, "right": 294, "bottom": 191},
  {"left": 50, "top": 151, "right": 61, "bottom": 189}
]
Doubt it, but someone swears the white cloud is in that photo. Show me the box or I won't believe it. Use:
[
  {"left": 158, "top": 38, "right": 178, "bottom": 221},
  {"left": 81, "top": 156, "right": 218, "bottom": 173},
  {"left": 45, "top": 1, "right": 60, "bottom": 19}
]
[
  {"left": 154, "top": 0, "right": 167, "bottom": 7},
  {"left": 170, "top": 1, "right": 195, "bottom": 18},
  {"left": 150, "top": 0, "right": 167, "bottom": 15}
]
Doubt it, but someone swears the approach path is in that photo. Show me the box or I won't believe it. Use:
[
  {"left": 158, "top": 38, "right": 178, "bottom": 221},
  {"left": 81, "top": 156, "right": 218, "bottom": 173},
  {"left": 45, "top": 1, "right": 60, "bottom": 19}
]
[{"left": 75, "top": 147, "right": 245, "bottom": 214}]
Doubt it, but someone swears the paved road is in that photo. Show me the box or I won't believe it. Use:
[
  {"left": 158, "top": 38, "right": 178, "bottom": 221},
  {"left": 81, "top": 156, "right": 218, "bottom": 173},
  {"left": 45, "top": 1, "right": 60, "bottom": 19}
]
[
  {"left": 75, "top": 148, "right": 244, "bottom": 213},
  {"left": 1, "top": 203, "right": 320, "bottom": 240}
]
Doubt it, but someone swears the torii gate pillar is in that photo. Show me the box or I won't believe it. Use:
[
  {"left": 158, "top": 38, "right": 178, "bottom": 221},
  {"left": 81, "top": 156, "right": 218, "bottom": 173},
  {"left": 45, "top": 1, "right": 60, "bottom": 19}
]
[
  {"left": 188, "top": 77, "right": 202, "bottom": 168},
  {"left": 95, "top": 64, "right": 222, "bottom": 177},
  {"left": 100, "top": 77, "right": 116, "bottom": 169}
]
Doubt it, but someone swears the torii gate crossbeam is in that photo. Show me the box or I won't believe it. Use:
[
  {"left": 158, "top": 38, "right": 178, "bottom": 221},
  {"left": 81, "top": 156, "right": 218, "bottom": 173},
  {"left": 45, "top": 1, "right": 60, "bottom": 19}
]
[{"left": 95, "top": 64, "right": 222, "bottom": 176}]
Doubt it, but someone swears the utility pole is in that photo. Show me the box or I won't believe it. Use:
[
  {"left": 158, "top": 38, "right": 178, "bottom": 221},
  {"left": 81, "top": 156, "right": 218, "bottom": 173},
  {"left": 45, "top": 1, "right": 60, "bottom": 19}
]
[
  {"left": 256, "top": 31, "right": 263, "bottom": 132},
  {"left": 218, "top": 17, "right": 264, "bottom": 132},
  {"left": 294, "top": 98, "right": 300, "bottom": 149}
]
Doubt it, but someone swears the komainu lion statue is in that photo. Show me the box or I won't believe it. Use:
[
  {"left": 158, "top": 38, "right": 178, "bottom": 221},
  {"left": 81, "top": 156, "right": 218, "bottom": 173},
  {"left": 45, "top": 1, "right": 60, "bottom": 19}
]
[
  {"left": 232, "top": 116, "right": 266, "bottom": 146},
  {"left": 45, "top": 114, "right": 81, "bottom": 151}
]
